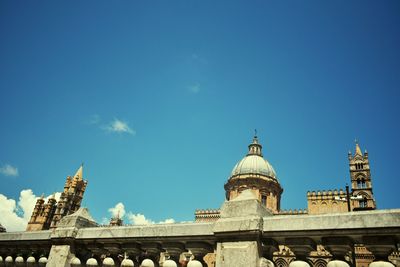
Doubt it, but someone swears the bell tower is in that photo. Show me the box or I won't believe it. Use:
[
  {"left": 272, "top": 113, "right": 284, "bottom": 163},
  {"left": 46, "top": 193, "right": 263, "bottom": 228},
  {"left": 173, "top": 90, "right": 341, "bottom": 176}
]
[
  {"left": 50, "top": 165, "right": 87, "bottom": 228},
  {"left": 348, "top": 141, "right": 376, "bottom": 211}
]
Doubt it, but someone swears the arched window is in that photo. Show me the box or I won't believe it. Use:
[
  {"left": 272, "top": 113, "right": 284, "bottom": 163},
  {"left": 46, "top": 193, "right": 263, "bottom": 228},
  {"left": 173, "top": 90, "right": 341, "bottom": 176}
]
[
  {"left": 261, "top": 195, "right": 267, "bottom": 206},
  {"left": 359, "top": 198, "right": 368, "bottom": 208},
  {"left": 357, "top": 179, "right": 361, "bottom": 188},
  {"left": 361, "top": 179, "right": 366, "bottom": 188}
]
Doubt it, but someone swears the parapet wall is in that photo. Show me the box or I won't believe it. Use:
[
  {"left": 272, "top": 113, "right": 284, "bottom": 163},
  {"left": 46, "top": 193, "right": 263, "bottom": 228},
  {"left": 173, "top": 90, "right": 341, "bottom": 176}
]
[
  {"left": 195, "top": 209, "right": 221, "bottom": 222},
  {"left": 278, "top": 208, "right": 308, "bottom": 215},
  {"left": 307, "top": 189, "right": 349, "bottom": 214}
]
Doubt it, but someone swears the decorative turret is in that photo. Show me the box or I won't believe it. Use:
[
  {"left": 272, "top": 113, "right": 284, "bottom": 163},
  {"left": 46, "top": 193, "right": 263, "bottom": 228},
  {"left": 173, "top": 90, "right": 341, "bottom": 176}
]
[
  {"left": 109, "top": 212, "right": 123, "bottom": 226},
  {"left": 26, "top": 194, "right": 57, "bottom": 231}
]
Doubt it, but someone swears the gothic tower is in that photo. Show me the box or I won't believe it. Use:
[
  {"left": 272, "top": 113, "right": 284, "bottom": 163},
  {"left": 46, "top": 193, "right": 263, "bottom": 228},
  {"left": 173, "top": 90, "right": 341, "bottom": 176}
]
[
  {"left": 348, "top": 141, "right": 376, "bottom": 211},
  {"left": 26, "top": 194, "right": 57, "bottom": 231},
  {"left": 50, "top": 165, "right": 87, "bottom": 228},
  {"left": 224, "top": 134, "right": 283, "bottom": 213}
]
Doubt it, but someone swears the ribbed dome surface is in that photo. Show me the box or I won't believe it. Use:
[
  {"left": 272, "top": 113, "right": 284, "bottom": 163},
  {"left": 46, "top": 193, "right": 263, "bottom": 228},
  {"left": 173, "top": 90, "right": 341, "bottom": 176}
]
[{"left": 231, "top": 154, "right": 277, "bottom": 179}]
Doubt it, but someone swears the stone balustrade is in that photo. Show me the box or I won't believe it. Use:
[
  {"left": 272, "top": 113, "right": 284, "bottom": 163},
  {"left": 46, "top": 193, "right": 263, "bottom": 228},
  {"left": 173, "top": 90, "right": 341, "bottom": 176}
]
[{"left": 0, "top": 190, "right": 399, "bottom": 267}]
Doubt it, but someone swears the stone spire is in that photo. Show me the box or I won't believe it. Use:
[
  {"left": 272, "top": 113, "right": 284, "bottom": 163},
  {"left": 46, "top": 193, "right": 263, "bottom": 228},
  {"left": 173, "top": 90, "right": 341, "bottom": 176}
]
[
  {"left": 355, "top": 140, "right": 362, "bottom": 156},
  {"left": 247, "top": 131, "right": 263, "bottom": 156},
  {"left": 74, "top": 164, "right": 83, "bottom": 180}
]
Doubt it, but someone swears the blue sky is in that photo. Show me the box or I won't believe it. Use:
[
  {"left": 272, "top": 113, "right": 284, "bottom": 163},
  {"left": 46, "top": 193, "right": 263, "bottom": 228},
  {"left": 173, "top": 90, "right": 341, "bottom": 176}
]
[{"left": 1, "top": 1, "right": 399, "bottom": 229}]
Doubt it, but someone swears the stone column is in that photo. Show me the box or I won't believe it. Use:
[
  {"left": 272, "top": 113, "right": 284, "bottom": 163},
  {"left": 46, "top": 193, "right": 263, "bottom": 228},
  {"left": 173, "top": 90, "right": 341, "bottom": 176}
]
[
  {"left": 322, "top": 237, "right": 353, "bottom": 265},
  {"left": 48, "top": 245, "right": 76, "bottom": 267},
  {"left": 46, "top": 208, "right": 98, "bottom": 267},
  {"left": 213, "top": 190, "right": 273, "bottom": 267},
  {"left": 363, "top": 235, "right": 397, "bottom": 264},
  {"left": 162, "top": 242, "right": 186, "bottom": 263},
  {"left": 285, "top": 237, "right": 316, "bottom": 262},
  {"left": 141, "top": 242, "right": 162, "bottom": 267}
]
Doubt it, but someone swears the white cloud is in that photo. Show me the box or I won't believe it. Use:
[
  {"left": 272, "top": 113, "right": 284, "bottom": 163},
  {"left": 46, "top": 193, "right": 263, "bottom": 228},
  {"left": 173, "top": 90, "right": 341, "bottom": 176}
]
[
  {"left": 0, "top": 164, "right": 19, "bottom": 177},
  {"left": 0, "top": 190, "right": 61, "bottom": 232},
  {"left": 188, "top": 83, "right": 201, "bottom": 94},
  {"left": 105, "top": 119, "right": 135, "bottom": 135},
  {"left": 127, "top": 212, "right": 154, "bottom": 225},
  {"left": 127, "top": 212, "right": 175, "bottom": 225},
  {"left": 159, "top": 218, "right": 175, "bottom": 224},
  {"left": 108, "top": 202, "right": 126, "bottom": 218},
  {"left": 106, "top": 202, "right": 174, "bottom": 225}
]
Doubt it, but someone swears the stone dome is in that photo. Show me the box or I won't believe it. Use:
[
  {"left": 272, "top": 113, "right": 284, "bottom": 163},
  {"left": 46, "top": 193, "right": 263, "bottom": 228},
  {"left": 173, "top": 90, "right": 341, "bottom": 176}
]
[
  {"left": 229, "top": 135, "right": 277, "bottom": 180},
  {"left": 231, "top": 154, "right": 277, "bottom": 178},
  {"left": 225, "top": 134, "right": 283, "bottom": 213}
]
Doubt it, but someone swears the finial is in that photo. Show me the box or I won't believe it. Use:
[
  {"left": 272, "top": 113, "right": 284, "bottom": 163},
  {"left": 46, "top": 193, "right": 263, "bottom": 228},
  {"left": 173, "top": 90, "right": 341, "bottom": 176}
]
[
  {"left": 355, "top": 138, "right": 358, "bottom": 144},
  {"left": 254, "top": 129, "right": 257, "bottom": 138},
  {"left": 40, "top": 193, "right": 44, "bottom": 199}
]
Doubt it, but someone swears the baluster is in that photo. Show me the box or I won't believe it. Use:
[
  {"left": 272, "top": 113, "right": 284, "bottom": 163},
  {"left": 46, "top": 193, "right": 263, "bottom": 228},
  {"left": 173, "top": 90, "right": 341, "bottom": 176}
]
[
  {"left": 163, "top": 259, "right": 177, "bottom": 267},
  {"left": 4, "top": 256, "right": 13, "bottom": 267},
  {"left": 369, "top": 261, "right": 395, "bottom": 267},
  {"left": 86, "top": 258, "right": 98, "bottom": 267},
  {"left": 26, "top": 256, "right": 36, "bottom": 267},
  {"left": 121, "top": 258, "right": 134, "bottom": 267},
  {"left": 70, "top": 257, "right": 81, "bottom": 267},
  {"left": 38, "top": 256, "right": 48, "bottom": 267},
  {"left": 15, "top": 256, "right": 24, "bottom": 267},
  {"left": 187, "top": 259, "right": 203, "bottom": 267},
  {"left": 288, "top": 260, "right": 310, "bottom": 267},
  {"left": 140, "top": 258, "right": 155, "bottom": 267},
  {"left": 102, "top": 257, "right": 115, "bottom": 267}
]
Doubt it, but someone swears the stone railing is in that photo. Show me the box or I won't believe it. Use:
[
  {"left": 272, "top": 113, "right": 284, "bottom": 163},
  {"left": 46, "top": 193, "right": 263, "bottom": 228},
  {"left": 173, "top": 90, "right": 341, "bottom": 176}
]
[{"left": 1, "top": 190, "right": 399, "bottom": 267}]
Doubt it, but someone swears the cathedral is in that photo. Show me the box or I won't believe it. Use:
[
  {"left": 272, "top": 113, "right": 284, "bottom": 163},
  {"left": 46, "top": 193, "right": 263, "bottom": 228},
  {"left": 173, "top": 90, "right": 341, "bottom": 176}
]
[
  {"left": 196, "top": 135, "right": 376, "bottom": 220},
  {"left": 195, "top": 134, "right": 381, "bottom": 267}
]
